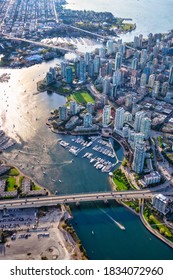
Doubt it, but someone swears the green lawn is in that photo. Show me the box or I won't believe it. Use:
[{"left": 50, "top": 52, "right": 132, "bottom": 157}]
[
  {"left": 113, "top": 169, "right": 131, "bottom": 191},
  {"left": 113, "top": 177, "right": 128, "bottom": 191},
  {"left": 72, "top": 91, "right": 94, "bottom": 104},
  {"left": 8, "top": 168, "right": 20, "bottom": 176},
  {"left": 6, "top": 177, "right": 16, "bottom": 192},
  {"left": 32, "top": 185, "right": 41, "bottom": 191}
]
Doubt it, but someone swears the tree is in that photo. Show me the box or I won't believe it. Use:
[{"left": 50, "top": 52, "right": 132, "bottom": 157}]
[{"left": 159, "top": 228, "right": 165, "bottom": 235}]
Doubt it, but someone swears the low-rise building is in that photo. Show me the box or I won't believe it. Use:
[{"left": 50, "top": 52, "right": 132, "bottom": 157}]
[{"left": 144, "top": 171, "right": 161, "bottom": 185}]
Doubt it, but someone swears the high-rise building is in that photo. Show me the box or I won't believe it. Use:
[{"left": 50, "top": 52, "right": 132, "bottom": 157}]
[
  {"left": 138, "top": 34, "right": 143, "bottom": 48},
  {"left": 140, "top": 49, "right": 147, "bottom": 65},
  {"left": 99, "top": 47, "right": 105, "bottom": 58},
  {"left": 59, "top": 106, "right": 68, "bottom": 121},
  {"left": 118, "top": 43, "right": 126, "bottom": 56},
  {"left": 113, "top": 70, "right": 122, "bottom": 86},
  {"left": 134, "top": 111, "right": 146, "bottom": 132},
  {"left": 65, "top": 66, "right": 73, "bottom": 84},
  {"left": 70, "top": 101, "right": 78, "bottom": 115},
  {"left": 134, "top": 132, "right": 144, "bottom": 148},
  {"left": 106, "top": 61, "right": 113, "bottom": 76},
  {"left": 143, "top": 67, "right": 150, "bottom": 82},
  {"left": 79, "top": 59, "right": 86, "bottom": 82},
  {"left": 147, "top": 33, "right": 153, "bottom": 51},
  {"left": 133, "top": 36, "right": 138, "bottom": 48},
  {"left": 61, "top": 62, "right": 67, "bottom": 78},
  {"left": 140, "top": 117, "right": 151, "bottom": 139},
  {"left": 106, "top": 40, "right": 114, "bottom": 55},
  {"left": 103, "top": 76, "right": 111, "bottom": 95},
  {"left": 88, "top": 60, "right": 94, "bottom": 77},
  {"left": 49, "top": 67, "right": 56, "bottom": 80},
  {"left": 83, "top": 113, "right": 93, "bottom": 128},
  {"left": 46, "top": 72, "right": 53, "bottom": 85},
  {"left": 132, "top": 99, "right": 140, "bottom": 116},
  {"left": 133, "top": 34, "right": 143, "bottom": 48},
  {"left": 161, "top": 82, "right": 169, "bottom": 96},
  {"left": 93, "top": 56, "right": 101, "bottom": 75},
  {"left": 86, "top": 102, "right": 94, "bottom": 114},
  {"left": 115, "top": 107, "right": 125, "bottom": 130},
  {"left": 152, "top": 81, "right": 160, "bottom": 98},
  {"left": 111, "top": 85, "right": 118, "bottom": 98},
  {"left": 99, "top": 65, "right": 107, "bottom": 78},
  {"left": 148, "top": 74, "right": 155, "bottom": 88},
  {"left": 124, "top": 111, "right": 132, "bottom": 123},
  {"left": 102, "top": 105, "right": 111, "bottom": 127},
  {"left": 74, "top": 59, "right": 80, "bottom": 78},
  {"left": 169, "top": 65, "right": 173, "bottom": 85},
  {"left": 115, "top": 52, "right": 122, "bottom": 70},
  {"left": 140, "top": 73, "right": 147, "bottom": 88},
  {"left": 132, "top": 141, "right": 145, "bottom": 174},
  {"left": 153, "top": 45, "right": 159, "bottom": 58},
  {"left": 84, "top": 52, "right": 91, "bottom": 65},
  {"left": 122, "top": 124, "right": 129, "bottom": 138},
  {"left": 125, "top": 94, "right": 133, "bottom": 108},
  {"left": 131, "top": 58, "right": 138, "bottom": 70}
]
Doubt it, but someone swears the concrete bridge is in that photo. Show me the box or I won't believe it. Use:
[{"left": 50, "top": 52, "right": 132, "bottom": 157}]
[{"left": 0, "top": 189, "right": 173, "bottom": 210}]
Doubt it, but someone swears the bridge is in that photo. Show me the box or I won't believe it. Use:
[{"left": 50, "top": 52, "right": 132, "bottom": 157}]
[
  {"left": 0, "top": 189, "right": 173, "bottom": 210},
  {"left": 2, "top": 34, "right": 84, "bottom": 56}
]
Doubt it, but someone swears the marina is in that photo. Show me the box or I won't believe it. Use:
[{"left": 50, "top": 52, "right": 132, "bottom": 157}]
[{"left": 57, "top": 136, "right": 120, "bottom": 173}]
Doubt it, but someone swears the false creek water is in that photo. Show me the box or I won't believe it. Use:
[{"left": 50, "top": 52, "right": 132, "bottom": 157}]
[{"left": 0, "top": 0, "right": 173, "bottom": 259}]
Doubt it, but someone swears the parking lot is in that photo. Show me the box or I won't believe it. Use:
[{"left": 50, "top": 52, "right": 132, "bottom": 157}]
[
  {"left": 0, "top": 208, "right": 73, "bottom": 260},
  {"left": 0, "top": 208, "right": 37, "bottom": 231}
]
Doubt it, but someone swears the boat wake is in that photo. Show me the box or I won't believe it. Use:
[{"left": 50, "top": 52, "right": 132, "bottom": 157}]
[{"left": 99, "top": 208, "right": 125, "bottom": 230}]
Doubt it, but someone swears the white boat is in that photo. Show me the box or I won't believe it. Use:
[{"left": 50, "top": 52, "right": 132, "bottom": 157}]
[{"left": 59, "top": 179, "right": 62, "bottom": 183}]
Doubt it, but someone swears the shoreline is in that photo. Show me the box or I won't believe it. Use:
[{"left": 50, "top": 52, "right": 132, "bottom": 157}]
[
  {"left": 110, "top": 176, "right": 173, "bottom": 249},
  {"left": 0, "top": 159, "right": 51, "bottom": 197}
]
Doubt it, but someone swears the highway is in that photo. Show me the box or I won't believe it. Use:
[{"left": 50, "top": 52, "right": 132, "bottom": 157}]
[{"left": 0, "top": 188, "right": 173, "bottom": 210}]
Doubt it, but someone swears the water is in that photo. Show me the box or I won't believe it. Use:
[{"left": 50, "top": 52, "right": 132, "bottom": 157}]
[
  {"left": 0, "top": 0, "right": 173, "bottom": 258},
  {"left": 65, "top": 0, "right": 173, "bottom": 41},
  {"left": 0, "top": 60, "right": 121, "bottom": 195},
  {"left": 0, "top": 60, "right": 172, "bottom": 259},
  {"left": 70, "top": 202, "right": 173, "bottom": 260}
]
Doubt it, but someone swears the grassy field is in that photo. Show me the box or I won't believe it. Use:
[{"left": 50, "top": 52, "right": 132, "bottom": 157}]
[
  {"left": 113, "top": 177, "right": 128, "bottom": 191},
  {"left": 113, "top": 169, "right": 131, "bottom": 191},
  {"left": 32, "top": 185, "right": 41, "bottom": 191},
  {"left": 6, "top": 177, "right": 16, "bottom": 192},
  {"left": 8, "top": 168, "right": 20, "bottom": 176},
  {"left": 72, "top": 91, "right": 94, "bottom": 104}
]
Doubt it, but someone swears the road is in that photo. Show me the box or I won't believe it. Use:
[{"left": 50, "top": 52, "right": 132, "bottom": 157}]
[{"left": 0, "top": 187, "right": 173, "bottom": 210}]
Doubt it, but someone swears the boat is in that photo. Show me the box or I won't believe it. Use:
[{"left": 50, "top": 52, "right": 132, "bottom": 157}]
[
  {"left": 91, "top": 230, "right": 94, "bottom": 235},
  {"left": 59, "top": 179, "right": 62, "bottom": 183},
  {"left": 52, "top": 179, "right": 56, "bottom": 182}
]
